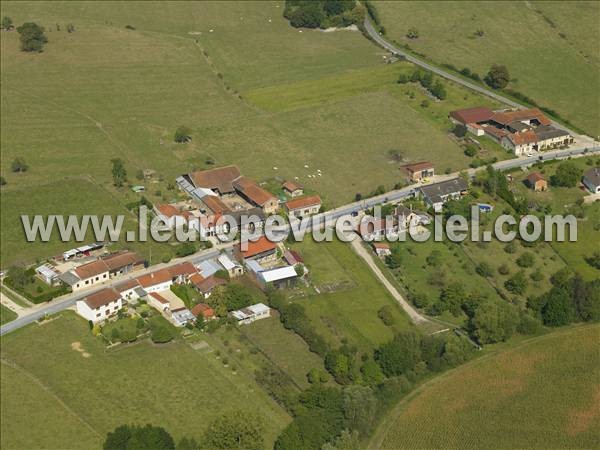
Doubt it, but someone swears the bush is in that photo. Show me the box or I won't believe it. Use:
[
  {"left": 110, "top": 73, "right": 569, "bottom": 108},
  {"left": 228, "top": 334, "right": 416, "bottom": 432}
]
[
  {"left": 517, "top": 252, "right": 535, "bottom": 268},
  {"left": 174, "top": 126, "right": 192, "bottom": 143},
  {"left": 150, "top": 318, "right": 176, "bottom": 343},
  {"left": 377, "top": 305, "right": 395, "bottom": 326},
  {"left": 484, "top": 64, "right": 510, "bottom": 89}
]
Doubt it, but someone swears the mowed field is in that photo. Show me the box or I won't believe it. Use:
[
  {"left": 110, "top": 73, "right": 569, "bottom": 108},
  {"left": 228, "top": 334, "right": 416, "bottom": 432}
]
[
  {"left": 372, "top": 324, "right": 600, "bottom": 450},
  {"left": 373, "top": 1, "right": 600, "bottom": 136},
  {"left": 0, "top": 312, "right": 290, "bottom": 450},
  {"left": 1, "top": 1, "right": 504, "bottom": 267}
]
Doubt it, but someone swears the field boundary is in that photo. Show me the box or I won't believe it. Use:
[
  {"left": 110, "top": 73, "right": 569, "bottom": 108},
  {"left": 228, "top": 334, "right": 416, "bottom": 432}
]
[{"left": 366, "top": 323, "right": 600, "bottom": 449}]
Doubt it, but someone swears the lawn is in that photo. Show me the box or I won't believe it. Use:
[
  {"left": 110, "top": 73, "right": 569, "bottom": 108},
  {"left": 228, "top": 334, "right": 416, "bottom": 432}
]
[
  {"left": 0, "top": 312, "right": 290, "bottom": 449},
  {"left": 372, "top": 324, "right": 600, "bottom": 449},
  {"left": 373, "top": 1, "right": 600, "bottom": 136},
  {"left": 1, "top": 1, "right": 512, "bottom": 269},
  {"left": 292, "top": 238, "right": 413, "bottom": 352},
  {"left": 240, "top": 311, "right": 328, "bottom": 388},
  {"left": 0, "top": 304, "right": 18, "bottom": 325}
]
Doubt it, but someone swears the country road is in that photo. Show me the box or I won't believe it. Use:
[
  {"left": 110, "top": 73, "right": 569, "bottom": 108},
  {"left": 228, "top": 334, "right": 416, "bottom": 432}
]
[
  {"left": 1, "top": 145, "right": 599, "bottom": 336},
  {"left": 363, "top": 17, "right": 597, "bottom": 143}
]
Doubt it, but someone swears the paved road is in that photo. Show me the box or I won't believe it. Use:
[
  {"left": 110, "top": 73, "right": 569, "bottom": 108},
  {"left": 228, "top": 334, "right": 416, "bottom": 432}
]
[
  {"left": 2, "top": 144, "right": 598, "bottom": 336},
  {"left": 0, "top": 247, "right": 224, "bottom": 336},
  {"left": 363, "top": 17, "right": 599, "bottom": 142}
]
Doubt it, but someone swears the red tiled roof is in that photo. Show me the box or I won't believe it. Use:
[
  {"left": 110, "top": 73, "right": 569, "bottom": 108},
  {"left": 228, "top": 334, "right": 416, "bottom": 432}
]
[
  {"left": 74, "top": 259, "right": 109, "bottom": 280},
  {"left": 101, "top": 251, "right": 144, "bottom": 271},
  {"left": 233, "top": 177, "right": 276, "bottom": 206},
  {"left": 136, "top": 268, "right": 173, "bottom": 288},
  {"left": 491, "top": 108, "right": 551, "bottom": 126},
  {"left": 283, "top": 180, "right": 303, "bottom": 192},
  {"left": 202, "top": 196, "right": 230, "bottom": 215},
  {"left": 239, "top": 235, "right": 277, "bottom": 259},
  {"left": 114, "top": 279, "right": 140, "bottom": 293},
  {"left": 285, "top": 195, "right": 322, "bottom": 211},
  {"left": 84, "top": 288, "right": 121, "bottom": 310},
  {"left": 373, "top": 242, "right": 390, "bottom": 249},
  {"left": 483, "top": 126, "right": 508, "bottom": 139},
  {"left": 507, "top": 130, "right": 538, "bottom": 146},
  {"left": 191, "top": 303, "right": 215, "bottom": 318},
  {"left": 194, "top": 275, "right": 227, "bottom": 294},
  {"left": 400, "top": 161, "right": 434, "bottom": 173},
  {"left": 526, "top": 172, "right": 546, "bottom": 183},
  {"left": 149, "top": 292, "right": 170, "bottom": 305},
  {"left": 155, "top": 203, "right": 179, "bottom": 217},
  {"left": 168, "top": 262, "right": 197, "bottom": 278},
  {"left": 190, "top": 165, "right": 241, "bottom": 193},
  {"left": 450, "top": 107, "right": 494, "bottom": 125}
]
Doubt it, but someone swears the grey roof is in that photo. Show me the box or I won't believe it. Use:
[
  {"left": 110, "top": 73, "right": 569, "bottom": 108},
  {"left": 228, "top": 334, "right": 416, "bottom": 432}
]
[
  {"left": 395, "top": 204, "right": 413, "bottom": 217},
  {"left": 134, "top": 287, "right": 148, "bottom": 297},
  {"left": 171, "top": 308, "right": 196, "bottom": 326},
  {"left": 195, "top": 259, "right": 221, "bottom": 277},
  {"left": 583, "top": 167, "right": 600, "bottom": 187},
  {"left": 245, "top": 260, "right": 263, "bottom": 274},
  {"left": 420, "top": 178, "right": 469, "bottom": 204},
  {"left": 58, "top": 271, "right": 81, "bottom": 286},
  {"left": 507, "top": 121, "right": 531, "bottom": 132},
  {"left": 218, "top": 253, "right": 240, "bottom": 270},
  {"left": 534, "top": 125, "right": 569, "bottom": 141}
]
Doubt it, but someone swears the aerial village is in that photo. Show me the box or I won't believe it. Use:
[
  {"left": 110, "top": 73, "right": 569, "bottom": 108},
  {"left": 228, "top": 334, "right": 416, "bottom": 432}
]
[{"left": 15, "top": 106, "right": 599, "bottom": 341}]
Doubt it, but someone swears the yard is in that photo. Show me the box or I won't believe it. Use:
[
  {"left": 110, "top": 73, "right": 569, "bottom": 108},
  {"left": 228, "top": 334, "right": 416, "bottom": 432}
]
[
  {"left": 373, "top": 1, "right": 600, "bottom": 136},
  {"left": 371, "top": 324, "right": 600, "bottom": 449},
  {"left": 0, "top": 312, "right": 290, "bottom": 449},
  {"left": 0, "top": 305, "right": 17, "bottom": 326}
]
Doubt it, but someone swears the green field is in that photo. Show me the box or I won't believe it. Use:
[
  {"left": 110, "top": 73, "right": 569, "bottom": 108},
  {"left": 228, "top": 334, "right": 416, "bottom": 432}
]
[
  {"left": 291, "top": 238, "right": 412, "bottom": 352},
  {"left": 373, "top": 1, "right": 600, "bottom": 136},
  {"left": 0, "top": 312, "right": 290, "bottom": 449},
  {"left": 1, "top": 1, "right": 509, "bottom": 268},
  {"left": 0, "top": 304, "right": 18, "bottom": 325},
  {"left": 371, "top": 324, "right": 600, "bottom": 449}
]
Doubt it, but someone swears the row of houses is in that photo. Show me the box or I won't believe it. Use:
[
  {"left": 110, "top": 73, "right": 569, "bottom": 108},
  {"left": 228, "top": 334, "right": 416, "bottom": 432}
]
[{"left": 450, "top": 107, "right": 573, "bottom": 156}]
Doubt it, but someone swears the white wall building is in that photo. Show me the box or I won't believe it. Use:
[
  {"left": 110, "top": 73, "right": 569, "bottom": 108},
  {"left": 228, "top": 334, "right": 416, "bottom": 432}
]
[{"left": 75, "top": 288, "right": 123, "bottom": 323}]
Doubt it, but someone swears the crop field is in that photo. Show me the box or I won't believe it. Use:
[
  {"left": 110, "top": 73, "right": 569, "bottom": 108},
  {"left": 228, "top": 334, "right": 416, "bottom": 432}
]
[
  {"left": 1, "top": 1, "right": 509, "bottom": 267},
  {"left": 0, "top": 312, "right": 290, "bottom": 449},
  {"left": 372, "top": 324, "right": 600, "bottom": 449},
  {"left": 373, "top": 1, "right": 600, "bottom": 136},
  {"left": 292, "top": 238, "right": 412, "bottom": 352}
]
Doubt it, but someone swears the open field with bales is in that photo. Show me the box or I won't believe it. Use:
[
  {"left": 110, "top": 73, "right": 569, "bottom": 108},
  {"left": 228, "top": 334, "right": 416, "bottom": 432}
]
[
  {"left": 0, "top": 312, "right": 290, "bottom": 449},
  {"left": 2, "top": 1, "right": 508, "bottom": 267},
  {"left": 371, "top": 324, "right": 600, "bottom": 449},
  {"left": 373, "top": 1, "right": 600, "bottom": 136}
]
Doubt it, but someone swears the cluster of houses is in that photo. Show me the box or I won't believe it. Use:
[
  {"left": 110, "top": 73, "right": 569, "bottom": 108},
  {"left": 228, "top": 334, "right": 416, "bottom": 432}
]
[
  {"left": 450, "top": 107, "right": 573, "bottom": 156},
  {"left": 152, "top": 166, "right": 323, "bottom": 239}
]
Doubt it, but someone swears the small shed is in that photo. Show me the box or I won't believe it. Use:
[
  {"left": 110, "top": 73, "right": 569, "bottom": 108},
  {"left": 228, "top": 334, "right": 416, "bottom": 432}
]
[{"left": 526, "top": 172, "right": 547, "bottom": 192}]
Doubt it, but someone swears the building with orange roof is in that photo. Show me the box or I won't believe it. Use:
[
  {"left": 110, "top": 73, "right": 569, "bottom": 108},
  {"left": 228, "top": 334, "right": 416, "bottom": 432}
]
[
  {"left": 75, "top": 288, "right": 123, "bottom": 323},
  {"left": 237, "top": 235, "right": 278, "bottom": 262},
  {"left": 282, "top": 180, "right": 304, "bottom": 197},
  {"left": 400, "top": 162, "right": 434, "bottom": 182},
  {"left": 526, "top": 172, "right": 548, "bottom": 192},
  {"left": 191, "top": 303, "right": 215, "bottom": 319},
  {"left": 136, "top": 268, "right": 173, "bottom": 293},
  {"left": 285, "top": 195, "right": 322, "bottom": 219},
  {"left": 233, "top": 177, "right": 279, "bottom": 214}
]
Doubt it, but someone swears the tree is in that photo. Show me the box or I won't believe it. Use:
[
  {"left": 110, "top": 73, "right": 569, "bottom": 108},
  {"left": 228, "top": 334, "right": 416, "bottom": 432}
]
[
  {"left": 406, "top": 26, "right": 419, "bottom": 39},
  {"left": 470, "top": 300, "right": 519, "bottom": 343},
  {"left": 103, "top": 424, "right": 174, "bottom": 450},
  {"left": 375, "top": 330, "right": 422, "bottom": 376},
  {"left": 397, "top": 73, "right": 409, "bottom": 84},
  {"left": 440, "top": 282, "right": 466, "bottom": 316},
  {"left": 360, "top": 358, "right": 384, "bottom": 386},
  {"left": 111, "top": 158, "right": 127, "bottom": 187},
  {"left": 16, "top": 22, "right": 47, "bottom": 52},
  {"left": 11, "top": 157, "right": 28, "bottom": 173},
  {"left": 541, "top": 287, "right": 574, "bottom": 326},
  {"left": 442, "top": 334, "right": 473, "bottom": 366},
  {"left": 484, "top": 64, "right": 510, "bottom": 89},
  {"left": 377, "top": 305, "right": 394, "bottom": 326},
  {"left": 176, "top": 437, "right": 199, "bottom": 450},
  {"left": 430, "top": 80, "right": 447, "bottom": 100},
  {"left": 585, "top": 251, "right": 600, "bottom": 270},
  {"left": 476, "top": 262, "right": 493, "bottom": 278},
  {"left": 150, "top": 319, "right": 176, "bottom": 343},
  {"left": 325, "top": 350, "right": 351, "bottom": 384},
  {"left": 1, "top": 16, "right": 13, "bottom": 30},
  {"left": 420, "top": 334, "right": 445, "bottom": 371},
  {"left": 6, "top": 265, "right": 31, "bottom": 290},
  {"left": 516, "top": 252, "right": 535, "bottom": 268},
  {"left": 322, "top": 430, "right": 360, "bottom": 450},
  {"left": 452, "top": 124, "right": 467, "bottom": 138},
  {"left": 420, "top": 71, "right": 433, "bottom": 89},
  {"left": 174, "top": 126, "right": 192, "bottom": 143},
  {"left": 203, "top": 411, "right": 263, "bottom": 450},
  {"left": 342, "top": 386, "right": 377, "bottom": 436},
  {"left": 551, "top": 161, "right": 580, "bottom": 187},
  {"left": 505, "top": 270, "right": 528, "bottom": 295}
]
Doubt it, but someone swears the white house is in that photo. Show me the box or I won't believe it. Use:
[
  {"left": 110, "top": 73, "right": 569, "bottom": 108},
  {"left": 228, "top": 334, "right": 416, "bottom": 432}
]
[
  {"left": 76, "top": 288, "right": 123, "bottom": 323},
  {"left": 136, "top": 269, "right": 173, "bottom": 293},
  {"left": 218, "top": 253, "right": 243, "bottom": 278},
  {"left": 59, "top": 259, "right": 110, "bottom": 292},
  {"left": 420, "top": 178, "right": 469, "bottom": 212},
  {"left": 285, "top": 195, "right": 322, "bottom": 219},
  {"left": 230, "top": 303, "right": 271, "bottom": 325}
]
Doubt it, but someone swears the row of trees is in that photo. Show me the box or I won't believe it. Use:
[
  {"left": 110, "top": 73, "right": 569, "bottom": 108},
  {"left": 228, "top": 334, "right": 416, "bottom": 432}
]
[
  {"left": 283, "top": 0, "right": 365, "bottom": 30},
  {"left": 397, "top": 70, "right": 447, "bottom": 100}
]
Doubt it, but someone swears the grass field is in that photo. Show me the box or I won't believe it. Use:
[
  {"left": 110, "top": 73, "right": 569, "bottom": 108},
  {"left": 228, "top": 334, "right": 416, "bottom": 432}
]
[
  {"left": 0, "top": 304, "right": 18, "bottom": 325},
  {"left": 1, "top": 1, "right": 508, "bottom": 268},
  {"left": 373, "top": 1, "right": 600, "bottom": 136},
  {"left": 372, "top": 324, "right": 600, "bottom": 449},
  {"left": 291, "top": 238, "right": 413, "bottom": 352},
  {"left": 0, "top": 312, "right": 290, "bottom": 449}
]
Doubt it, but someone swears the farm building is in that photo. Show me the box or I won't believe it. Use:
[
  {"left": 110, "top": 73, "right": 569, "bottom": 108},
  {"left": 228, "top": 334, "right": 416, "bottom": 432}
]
[
  {"left": 218, "top": 253, "right": 243, "bottom": 277},
  {"left": 101, "top": 251, "right": 144, "bottom": 278},
  {"left": 62, "top": 242, "right": 103, "bottom": 261},
  {"left": 75, "top": 288, "right": 122, "bottom": 323},
  {"left": 282, "top": 180, "right": 304, "bottom": 197},
  {"left": 373, "top": 242, "right": 391, "bottom": 257},
  {"left": 60, "top": 259, "right": 110, "bottom": 292},
  {"left": 171, "top": 308, "right": 196, "bottom": 327},
  {"left": 190, "top": 274, "right": 226, "bottom": 298},
  {"left": 230, "top": 303, "right": 271, "bottom": 325},
  {"left": 237, "top": 236, "right": 278, "bottom": 263},
  {"left": 191, "top": 303, "right": 215, "bottom": 320},
  {"left": 35, "top": 264, "right": 60, "bottom": 285}
]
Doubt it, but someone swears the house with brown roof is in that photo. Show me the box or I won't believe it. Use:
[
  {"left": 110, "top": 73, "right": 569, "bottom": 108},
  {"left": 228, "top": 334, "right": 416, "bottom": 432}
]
[
  {"left": 59, "top": 259, "right": 110, "bottom": 292},
  {"left": 233, "top": 177, "right": 278, "bottom": 214},
  {"left": 372, "top": 242, "right": 391, "bottom": 258},
  {"left": 400, "top": 162, "right": 434, "bottom": 182},
  {"left": 501, "top": 130, "right": 539, "bottom": 156},
  {"left": 237, "top": 235, "right": 278, "bottom": 263},
  {"left": 191, "top": 303, "right": 215, "bottom": 320},
  {"left": 282, "top": 180, "right": 303, "bottom": 197},
  {"left": 189, "top": 165, "right": 242, "bottom": 195},
  {"left": 75, "top": 288, "right": 123, "bottom": 323},
  {"left": 167, "top": 262, "right": 198, "bottom": 283},
  {"left": 526, "top": 172, "right": 548, "bottom": 192},
  {"left": 449, "top": 106, "right": 494, "bottom": 126},
  {"left": 190, "top": 274, "right": 227, "bottom": 299},
  {"left": 153, "top": 203, "right": 194, "bottom": 229},
  {"left": 101, "top": 251, "right": 144, "bottom": 278},
  {"left": 285, "top": 195, "right": 322, "bottom": 219},
  {"left": 136, "top": 268, "right": 173, "bottom": 293}
]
